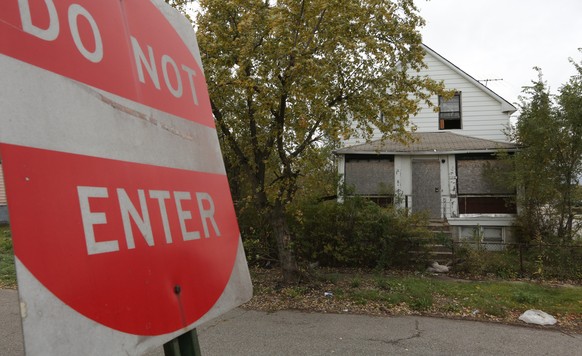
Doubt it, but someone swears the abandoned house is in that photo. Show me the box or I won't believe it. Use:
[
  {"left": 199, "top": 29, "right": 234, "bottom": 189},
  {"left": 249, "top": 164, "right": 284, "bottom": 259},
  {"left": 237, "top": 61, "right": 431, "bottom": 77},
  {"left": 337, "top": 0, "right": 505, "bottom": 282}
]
[{"left": 335, "top": 44, "right": 518, "bottom": 246}]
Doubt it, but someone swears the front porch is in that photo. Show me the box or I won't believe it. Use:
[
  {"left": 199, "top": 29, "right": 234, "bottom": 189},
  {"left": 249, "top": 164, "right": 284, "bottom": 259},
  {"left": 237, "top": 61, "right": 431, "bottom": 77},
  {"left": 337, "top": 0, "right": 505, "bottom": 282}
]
[{"left": 335, "top": 132, "right": 519, "bottom": 248}]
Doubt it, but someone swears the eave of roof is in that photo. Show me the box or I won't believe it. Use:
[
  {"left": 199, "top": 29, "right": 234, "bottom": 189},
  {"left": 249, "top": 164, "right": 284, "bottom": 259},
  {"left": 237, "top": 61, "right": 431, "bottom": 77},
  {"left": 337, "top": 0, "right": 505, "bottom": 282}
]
[{"left": 334, "top": 132, "right": 518, "bottom": 155}]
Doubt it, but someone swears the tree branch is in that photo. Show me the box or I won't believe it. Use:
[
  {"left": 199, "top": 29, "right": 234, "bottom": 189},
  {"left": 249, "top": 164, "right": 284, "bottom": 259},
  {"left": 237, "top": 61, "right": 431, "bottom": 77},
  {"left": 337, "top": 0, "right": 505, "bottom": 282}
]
[
  {"left": 211, "top": 99, "right": 250, "bottom": 171},
  {"left": 291, "top": 118, "right": 323, "bottom": 158},
  {"left": 303, "top": 8, "right": 327, "bottom": 52}
]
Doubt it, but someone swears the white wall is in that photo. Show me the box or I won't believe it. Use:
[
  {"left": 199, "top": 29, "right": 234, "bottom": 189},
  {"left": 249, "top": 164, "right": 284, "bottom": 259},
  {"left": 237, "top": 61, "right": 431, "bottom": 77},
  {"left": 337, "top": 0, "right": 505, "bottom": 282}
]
[
  {"left": 412, "top": 52, "right": 511, "bottom": 142},
  {"left": 341, "top": 48, "right": 513, "bottom": 147}
]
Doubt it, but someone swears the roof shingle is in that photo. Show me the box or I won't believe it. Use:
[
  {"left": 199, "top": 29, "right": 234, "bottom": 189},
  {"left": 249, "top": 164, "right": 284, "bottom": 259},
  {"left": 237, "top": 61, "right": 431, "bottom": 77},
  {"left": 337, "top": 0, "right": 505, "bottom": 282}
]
[{"left": 335, "top": 132, "right": 517, "bottom": 155}]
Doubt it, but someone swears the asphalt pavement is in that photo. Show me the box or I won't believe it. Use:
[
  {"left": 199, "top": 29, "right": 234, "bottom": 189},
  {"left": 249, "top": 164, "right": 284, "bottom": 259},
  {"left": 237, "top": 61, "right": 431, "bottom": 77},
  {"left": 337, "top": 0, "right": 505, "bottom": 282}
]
[{"left": 2, "top": 288, "right": 581, "bottom": 355}]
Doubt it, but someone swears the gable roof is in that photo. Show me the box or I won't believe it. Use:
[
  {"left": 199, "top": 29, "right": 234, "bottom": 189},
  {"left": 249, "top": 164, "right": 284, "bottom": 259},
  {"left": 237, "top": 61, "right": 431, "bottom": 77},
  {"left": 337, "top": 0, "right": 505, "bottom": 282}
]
[
  {"left": 335, "top": 132, "right": 518, "bottom": 155},
  {"left": 421, "top": 44, "right": 517, "bottom": 114}
]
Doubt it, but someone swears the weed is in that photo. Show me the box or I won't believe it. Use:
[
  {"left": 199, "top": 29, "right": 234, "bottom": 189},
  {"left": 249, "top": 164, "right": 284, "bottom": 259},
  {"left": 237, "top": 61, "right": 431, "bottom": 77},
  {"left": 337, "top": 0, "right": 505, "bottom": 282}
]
[
  {"left": 282, "top": 286, "right": 308, "bottom": 299},
  {"left": 374, "top": 276, "right": 392, "bottom": 291},
  {"left": 350, "top": 276, "right": 361, "bottom": 288},
  {"left": 0, "top": 225, "right": 11, "bottom": 238},
  {"left": 349, "top": 289, "right": 387, "bottom": 305},
  {"left": 409, "top": 296, "right": 433, "bottom": 311},
  {"left": 318, "top": 272, "right": 341, "bottom": 284},
  {"left": 441, "top": 300, "right": 462, "bottom": 313},
  {"left": 0, "top": 236, "right": 12, "bottom": 252},
  {"left": 0, "top": 230, "right": 16, "bottom": 288},
  {"left": 512, "top": 290, "right": 541, "bottom": 304},
  {"left": 332, "top": 288, "right": 345, "bottom": 298}
]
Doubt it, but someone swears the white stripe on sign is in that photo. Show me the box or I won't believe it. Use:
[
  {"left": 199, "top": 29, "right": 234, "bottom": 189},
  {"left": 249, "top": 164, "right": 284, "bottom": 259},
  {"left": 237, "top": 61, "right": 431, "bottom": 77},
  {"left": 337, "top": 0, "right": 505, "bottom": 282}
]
[{"left": 0, "top": 54, "right": 225, "bottom": 175}]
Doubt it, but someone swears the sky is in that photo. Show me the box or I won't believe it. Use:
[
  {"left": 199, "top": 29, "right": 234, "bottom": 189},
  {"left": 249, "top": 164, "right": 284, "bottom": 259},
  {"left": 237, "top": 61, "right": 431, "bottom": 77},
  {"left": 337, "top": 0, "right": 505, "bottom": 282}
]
[{"left": 415, "top": 0, "right": 582, "bottom": 116}]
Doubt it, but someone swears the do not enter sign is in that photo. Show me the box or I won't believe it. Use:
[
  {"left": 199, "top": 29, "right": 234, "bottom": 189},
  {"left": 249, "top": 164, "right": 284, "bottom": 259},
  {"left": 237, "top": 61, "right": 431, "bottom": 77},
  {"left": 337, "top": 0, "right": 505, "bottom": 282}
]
[{"left": 0, "top": 0, "right": 251, "bottom": 354}]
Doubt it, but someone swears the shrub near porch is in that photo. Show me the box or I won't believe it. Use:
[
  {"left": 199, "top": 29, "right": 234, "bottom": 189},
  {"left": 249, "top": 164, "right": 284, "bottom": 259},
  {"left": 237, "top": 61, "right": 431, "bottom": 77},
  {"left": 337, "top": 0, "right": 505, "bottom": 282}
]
[{"left": 291, "top": 197, "right": 434, "bottom": 269}]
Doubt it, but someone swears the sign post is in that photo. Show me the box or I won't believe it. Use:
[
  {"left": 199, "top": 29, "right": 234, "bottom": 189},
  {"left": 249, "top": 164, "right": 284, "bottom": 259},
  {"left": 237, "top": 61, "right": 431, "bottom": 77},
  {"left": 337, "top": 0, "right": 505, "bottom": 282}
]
[
  {"left": 0, "top": 0, "right": 252, "bottom": 354},
  {"left": 163, "top": 329, "right": 202, "bottom": 356}
]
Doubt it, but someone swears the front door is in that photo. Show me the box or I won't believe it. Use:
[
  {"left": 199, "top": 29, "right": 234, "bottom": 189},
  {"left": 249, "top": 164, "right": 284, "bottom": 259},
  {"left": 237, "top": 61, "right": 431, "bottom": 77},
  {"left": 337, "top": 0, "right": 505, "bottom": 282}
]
[{"left": 412, "top": 158, "right": 441, "bottom": 219}]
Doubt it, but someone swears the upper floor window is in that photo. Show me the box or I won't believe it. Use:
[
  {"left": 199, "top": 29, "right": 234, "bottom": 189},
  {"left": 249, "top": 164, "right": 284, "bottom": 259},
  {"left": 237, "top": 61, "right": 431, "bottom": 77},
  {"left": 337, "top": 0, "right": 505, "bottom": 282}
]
[{"left": 439, "top": 92, "right": 461, "bottom": 130}]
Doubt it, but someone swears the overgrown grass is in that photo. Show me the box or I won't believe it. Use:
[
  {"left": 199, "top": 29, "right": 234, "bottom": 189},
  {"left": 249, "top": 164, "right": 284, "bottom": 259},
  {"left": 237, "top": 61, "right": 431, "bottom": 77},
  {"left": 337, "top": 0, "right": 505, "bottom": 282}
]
[
  {"left": 249, "top": 266, "right": 581, "bottom": 333},
  {"left": 338, "top": 275, "right": 435, "bottom": 311},
  {"left": 0, "top": 225, "right": 16, "bottom": 289},
  {"left": 313, "top": 270, "right": 582, "bottom": 317}
]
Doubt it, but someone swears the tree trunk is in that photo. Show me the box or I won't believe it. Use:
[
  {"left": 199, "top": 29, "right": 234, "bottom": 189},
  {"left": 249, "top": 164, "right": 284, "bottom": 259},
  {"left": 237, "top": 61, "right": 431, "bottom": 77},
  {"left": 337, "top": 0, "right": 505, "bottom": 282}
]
[{"left": 270, "top": 205, "right": 300, "bottom": 284}]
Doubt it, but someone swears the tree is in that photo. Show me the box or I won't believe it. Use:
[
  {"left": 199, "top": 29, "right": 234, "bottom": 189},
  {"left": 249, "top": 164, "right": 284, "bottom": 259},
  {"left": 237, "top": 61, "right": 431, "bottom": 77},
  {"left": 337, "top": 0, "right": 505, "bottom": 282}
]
[
  {"left": 507, "top": 57, "right": 582, "bottom": 243},
  {"left": 195, "top": 0, "right": 447, "bottom": 283},
  {"left": 553, "top": 57, "right": 582, "bottom": 240},
  {"left": 507, "top": 70, "right": 560, "bottom": 241},
  {"left": 164, "top": 0, "right": 194, "bottom": 19}
]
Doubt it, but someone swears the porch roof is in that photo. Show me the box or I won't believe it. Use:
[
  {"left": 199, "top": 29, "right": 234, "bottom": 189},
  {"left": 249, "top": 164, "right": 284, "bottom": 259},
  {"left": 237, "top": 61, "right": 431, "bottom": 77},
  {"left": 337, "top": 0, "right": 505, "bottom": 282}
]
[{"left": 335, "top": 132, "right": 518, "bottom": 155}]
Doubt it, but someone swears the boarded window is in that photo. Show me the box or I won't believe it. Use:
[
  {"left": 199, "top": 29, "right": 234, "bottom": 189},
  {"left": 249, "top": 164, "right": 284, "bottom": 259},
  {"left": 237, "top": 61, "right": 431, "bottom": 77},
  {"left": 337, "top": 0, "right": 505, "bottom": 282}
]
[
  {"left": 457, "top": 158, "right": 514, "bottom": 195},
  {"left": 457, "top": 155, "right": 516, "bottom": 214},
  {"left": 344, "top": 155, "right": 394, "bottom": 195}
]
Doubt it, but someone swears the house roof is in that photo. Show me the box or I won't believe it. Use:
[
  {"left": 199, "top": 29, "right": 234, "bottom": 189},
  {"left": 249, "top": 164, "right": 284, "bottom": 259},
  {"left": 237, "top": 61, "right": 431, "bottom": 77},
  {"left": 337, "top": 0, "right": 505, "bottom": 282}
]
[
  {"left": 334, "top": 132, "right": 518, "bottom": 155},
  {"left": 421, "top": 44, "right": 517, "bottom": 114}
]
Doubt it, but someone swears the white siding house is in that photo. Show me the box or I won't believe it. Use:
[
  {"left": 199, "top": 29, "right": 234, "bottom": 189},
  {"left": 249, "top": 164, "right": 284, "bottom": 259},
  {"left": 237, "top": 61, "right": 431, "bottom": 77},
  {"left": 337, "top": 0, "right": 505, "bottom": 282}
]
[{"left": 336, "top": 45, "right": 518, "bottom": 246}]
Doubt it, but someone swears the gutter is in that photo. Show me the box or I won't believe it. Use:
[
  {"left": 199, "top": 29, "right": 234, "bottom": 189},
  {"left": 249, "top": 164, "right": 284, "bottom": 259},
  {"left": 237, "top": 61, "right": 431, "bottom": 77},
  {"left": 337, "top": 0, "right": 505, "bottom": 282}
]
[{"left": 333, "top": 148, "right": 518, "bottom": 156}]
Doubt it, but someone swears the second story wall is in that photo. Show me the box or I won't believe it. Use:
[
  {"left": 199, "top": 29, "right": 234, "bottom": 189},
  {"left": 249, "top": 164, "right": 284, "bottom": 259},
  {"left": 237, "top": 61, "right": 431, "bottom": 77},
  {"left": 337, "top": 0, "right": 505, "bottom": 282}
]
[{"left": 342, "top": 45, "right": 516, "bottom": 147}]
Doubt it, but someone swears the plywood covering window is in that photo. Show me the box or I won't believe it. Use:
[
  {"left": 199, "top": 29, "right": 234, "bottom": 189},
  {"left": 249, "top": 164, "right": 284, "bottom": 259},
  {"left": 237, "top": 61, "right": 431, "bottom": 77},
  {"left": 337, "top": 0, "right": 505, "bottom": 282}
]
[
  {"left": 456, "top": 155, "right": 516, "bottom": 214},
  {"left": 439, "top": 92, "right": 462, "bottom": 130},
  {"left": 344, "top": 155, "right": 395, "bottom": 206}
]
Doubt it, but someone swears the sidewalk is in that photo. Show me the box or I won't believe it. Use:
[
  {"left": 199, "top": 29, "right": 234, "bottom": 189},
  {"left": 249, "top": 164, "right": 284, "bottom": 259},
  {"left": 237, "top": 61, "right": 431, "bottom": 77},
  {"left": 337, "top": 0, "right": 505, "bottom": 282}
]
[{"left": 2, "top": 289, "right": 580, "bottom": 356}]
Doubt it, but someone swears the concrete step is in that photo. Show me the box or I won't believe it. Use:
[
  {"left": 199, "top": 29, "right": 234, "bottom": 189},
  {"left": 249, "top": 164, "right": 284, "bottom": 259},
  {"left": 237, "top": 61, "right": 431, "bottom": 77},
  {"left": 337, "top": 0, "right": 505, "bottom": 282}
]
[{"left": 409, "top": 243, "right": 453, "bottom": 264}]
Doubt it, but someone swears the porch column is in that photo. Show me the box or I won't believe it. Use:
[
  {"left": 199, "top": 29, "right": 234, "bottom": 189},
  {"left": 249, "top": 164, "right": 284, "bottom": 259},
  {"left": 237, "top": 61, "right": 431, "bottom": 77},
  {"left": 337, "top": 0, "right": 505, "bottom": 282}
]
[{"left": 336, "top": 154, "right": 345, "bottom": 203}]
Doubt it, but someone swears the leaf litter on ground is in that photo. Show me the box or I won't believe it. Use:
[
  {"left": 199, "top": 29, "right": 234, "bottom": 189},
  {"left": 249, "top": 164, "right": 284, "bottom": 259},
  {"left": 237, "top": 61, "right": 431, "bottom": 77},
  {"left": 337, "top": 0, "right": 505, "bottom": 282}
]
[{"left": 243, "top": 266, "right": 582, "bottom": 334}]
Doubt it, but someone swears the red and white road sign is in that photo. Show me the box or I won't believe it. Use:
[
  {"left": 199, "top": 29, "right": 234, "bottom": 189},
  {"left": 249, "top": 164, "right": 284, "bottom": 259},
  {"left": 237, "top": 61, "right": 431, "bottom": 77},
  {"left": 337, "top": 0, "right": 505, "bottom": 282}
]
[{"left": 0, "top": 0, "right": 251, "bottom": 354}]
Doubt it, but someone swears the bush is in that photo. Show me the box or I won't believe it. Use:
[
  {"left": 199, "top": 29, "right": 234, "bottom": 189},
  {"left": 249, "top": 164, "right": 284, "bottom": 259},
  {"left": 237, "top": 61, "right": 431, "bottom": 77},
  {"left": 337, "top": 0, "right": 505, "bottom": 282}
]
[
  {"left": 453, "top": 243, "right": 521, "bottom": 278},
  {"left": 291, "top": 197, "right": 433, "bottom": 269},
  {"left": 453, "top": 240, "right": 582, "bottom": 281},
  {"left": 235, "top": 202, "right": 279, "bottom": 267},
  {"left": 521, "top": 242, "right": 582, "bottom": 280}
]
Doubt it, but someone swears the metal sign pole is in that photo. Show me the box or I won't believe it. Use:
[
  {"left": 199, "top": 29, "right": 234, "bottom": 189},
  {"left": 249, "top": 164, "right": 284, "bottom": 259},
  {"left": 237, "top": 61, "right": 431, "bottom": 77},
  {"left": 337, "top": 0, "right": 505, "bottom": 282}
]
[{"left": 163, "top": 329, "right": 202, "bottom": 356}]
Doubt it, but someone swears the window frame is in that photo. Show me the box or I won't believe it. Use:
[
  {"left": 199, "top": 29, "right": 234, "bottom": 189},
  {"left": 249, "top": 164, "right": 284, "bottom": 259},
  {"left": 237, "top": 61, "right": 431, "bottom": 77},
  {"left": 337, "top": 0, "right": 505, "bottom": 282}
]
[{"left": 438, "top": 92, "right": 462, "bottom": 130}]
